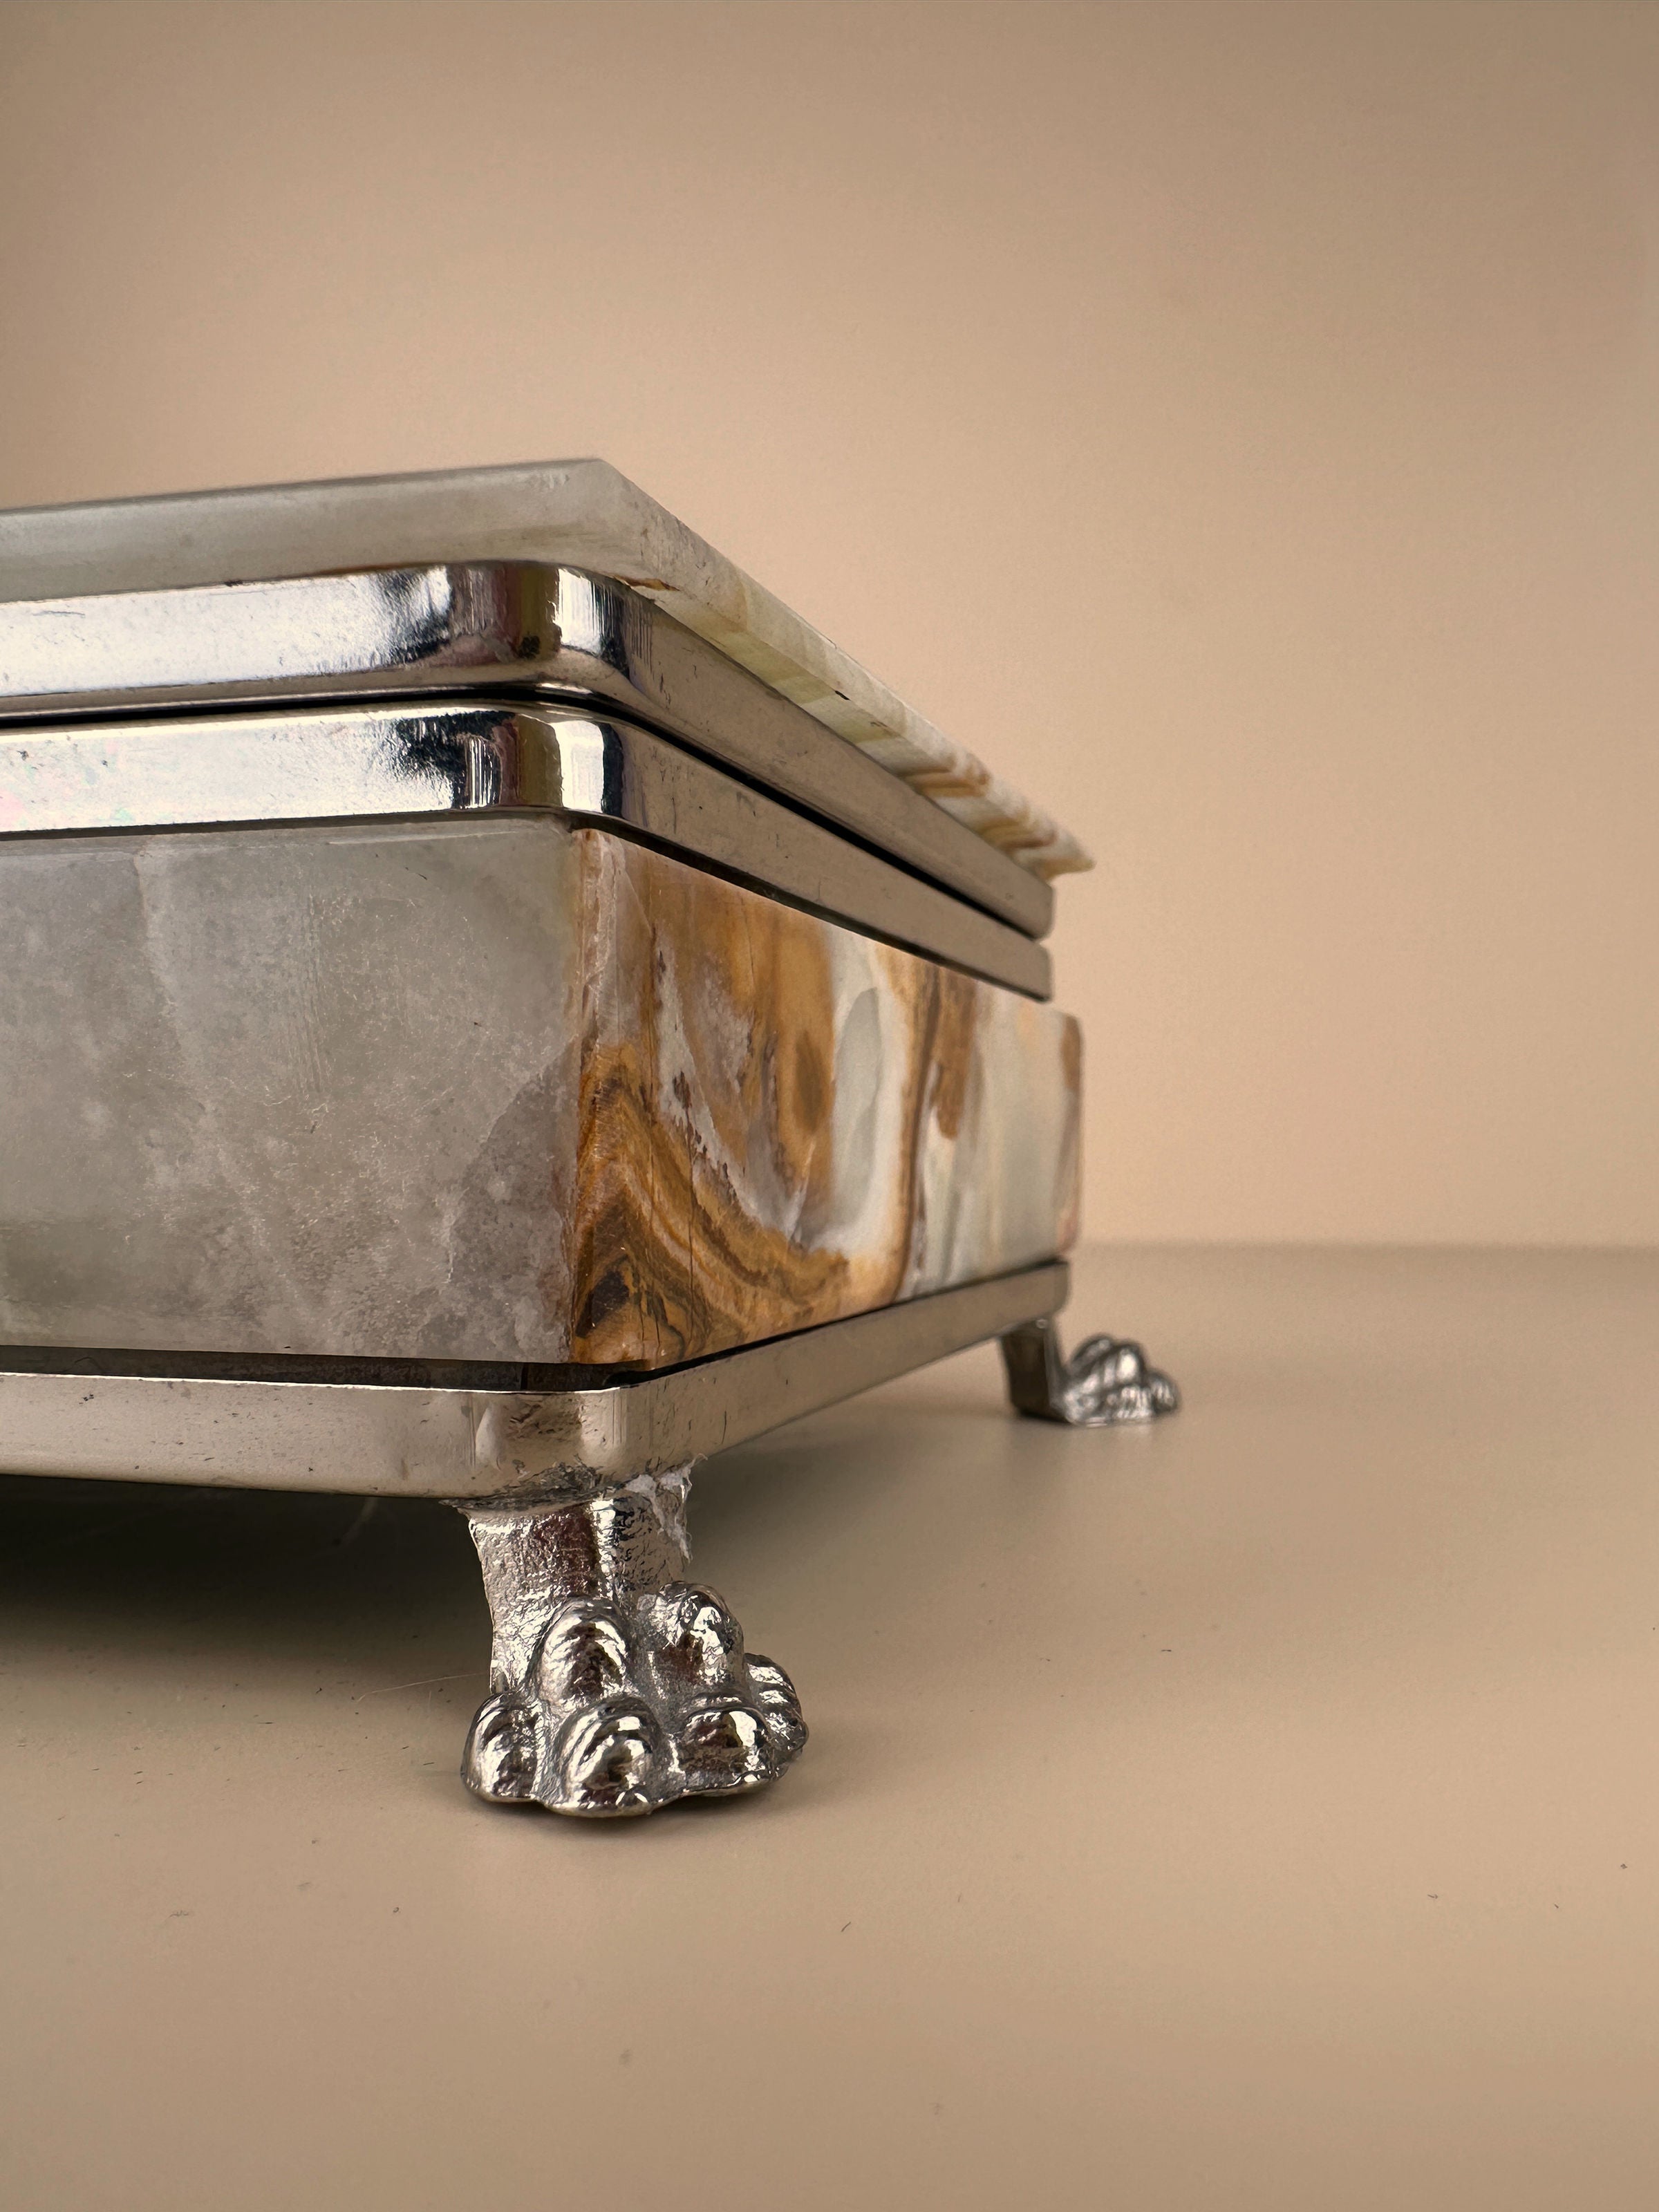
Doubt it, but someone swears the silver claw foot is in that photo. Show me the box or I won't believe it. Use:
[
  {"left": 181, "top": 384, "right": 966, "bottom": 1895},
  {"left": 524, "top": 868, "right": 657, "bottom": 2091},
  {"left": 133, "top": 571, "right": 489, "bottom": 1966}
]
[
  {"left": 1001, "top": 1316, "right": 1180, "bottom": 1425},
  {"left": 458, "top": 1468, "right": 805, "bottom": 1819}
]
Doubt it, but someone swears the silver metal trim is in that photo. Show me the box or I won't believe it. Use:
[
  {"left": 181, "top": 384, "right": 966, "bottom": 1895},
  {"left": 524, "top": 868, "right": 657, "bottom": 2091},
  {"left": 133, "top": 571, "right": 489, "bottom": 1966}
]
[
  {"left": 0, "top": 1262, "right": 1069, "bottom": 1502},
  {"left": 0, "top": 702, "right": 1050, "bottom": 997},
  {"left": 0, "top": 563, "right": 1054, "bottom": 939}
]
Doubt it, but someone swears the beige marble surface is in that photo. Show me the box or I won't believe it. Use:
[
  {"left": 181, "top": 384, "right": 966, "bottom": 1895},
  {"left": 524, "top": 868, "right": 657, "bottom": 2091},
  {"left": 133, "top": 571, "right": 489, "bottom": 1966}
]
[
  {"left": 0, "top": 816, "right": 1077, "bottom": 1367},
  {"left": 0, "top": 460, "right": 1090, "bottom": 880},
  {"left": 574, "top": 833, "right": 1078, "bottom": 1365}
]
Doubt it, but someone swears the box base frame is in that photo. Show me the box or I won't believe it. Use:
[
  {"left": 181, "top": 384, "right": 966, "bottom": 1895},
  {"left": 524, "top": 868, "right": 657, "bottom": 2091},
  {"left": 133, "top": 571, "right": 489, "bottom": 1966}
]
[{"left": 0, "top": 1265, "right": 1179, "bottom": 1818}]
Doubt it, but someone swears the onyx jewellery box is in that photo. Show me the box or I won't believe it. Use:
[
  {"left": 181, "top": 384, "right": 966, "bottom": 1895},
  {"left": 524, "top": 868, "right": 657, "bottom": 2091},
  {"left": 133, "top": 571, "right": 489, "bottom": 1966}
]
[{"left": 0, "top": 462, "right": 1177, "bottom": 1819}]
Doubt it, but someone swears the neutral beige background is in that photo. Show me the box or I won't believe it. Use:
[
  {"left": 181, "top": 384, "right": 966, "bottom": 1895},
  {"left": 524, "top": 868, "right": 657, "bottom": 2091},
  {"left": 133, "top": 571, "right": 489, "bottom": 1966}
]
[{"left": 1, "top": 0, "right": 1656, "bottom": 1244}]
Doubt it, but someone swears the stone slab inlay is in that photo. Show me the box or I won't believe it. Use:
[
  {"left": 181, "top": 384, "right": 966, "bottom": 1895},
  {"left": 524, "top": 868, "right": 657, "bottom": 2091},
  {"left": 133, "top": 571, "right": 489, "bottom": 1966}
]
[{"left": 0, "top": 817, "right": 1078, "bottom": 1369}]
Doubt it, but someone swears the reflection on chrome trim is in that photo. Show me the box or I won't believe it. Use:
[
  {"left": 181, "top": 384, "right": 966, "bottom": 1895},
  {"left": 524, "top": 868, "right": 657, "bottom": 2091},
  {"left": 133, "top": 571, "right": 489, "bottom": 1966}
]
[
  {"left": 0, "top": 702, "right": 1051, "bottom": 999},
  {"left": 0, "top": 563, "right": 1053, "bottom": 939}
]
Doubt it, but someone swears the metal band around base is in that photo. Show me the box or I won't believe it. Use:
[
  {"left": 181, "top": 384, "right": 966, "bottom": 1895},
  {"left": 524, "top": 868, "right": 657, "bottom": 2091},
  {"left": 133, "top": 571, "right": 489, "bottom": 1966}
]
[{"left": 0, "top": 1262, "right": 1069, "bottom": 1503}]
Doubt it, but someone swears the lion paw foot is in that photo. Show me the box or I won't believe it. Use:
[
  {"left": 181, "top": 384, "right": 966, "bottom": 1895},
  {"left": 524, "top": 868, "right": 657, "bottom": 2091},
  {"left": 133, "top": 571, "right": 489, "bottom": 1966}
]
[
  {"left": 462, "top": 1580, "right": 806, "bottom": 1818},
  {"left": 1057, "top": 1335, "right": 1181, "bottom": 1423},
  {"left": 1002, "top": 1317, "right": 1181, "bottom": 1425}
]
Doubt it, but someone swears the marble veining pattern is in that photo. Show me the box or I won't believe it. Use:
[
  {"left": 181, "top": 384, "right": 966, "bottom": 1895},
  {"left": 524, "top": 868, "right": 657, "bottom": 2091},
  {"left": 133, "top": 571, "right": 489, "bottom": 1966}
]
[{"left": 0, "top": 816, "right": 1078, "bottom": 1369}]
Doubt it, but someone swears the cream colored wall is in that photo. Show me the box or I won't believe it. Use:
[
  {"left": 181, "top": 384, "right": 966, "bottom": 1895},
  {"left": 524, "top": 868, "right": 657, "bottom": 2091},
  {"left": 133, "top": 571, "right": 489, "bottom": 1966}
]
[{"left": 2, "top": 1, "right": 1654, "bottom": 1244}]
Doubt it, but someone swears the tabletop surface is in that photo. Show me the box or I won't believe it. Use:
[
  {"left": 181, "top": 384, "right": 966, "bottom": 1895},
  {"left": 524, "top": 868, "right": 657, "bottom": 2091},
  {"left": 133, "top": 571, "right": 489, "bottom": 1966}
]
[{"left": 3, "top": 1242, "right": 1656, "bottom": 2211}]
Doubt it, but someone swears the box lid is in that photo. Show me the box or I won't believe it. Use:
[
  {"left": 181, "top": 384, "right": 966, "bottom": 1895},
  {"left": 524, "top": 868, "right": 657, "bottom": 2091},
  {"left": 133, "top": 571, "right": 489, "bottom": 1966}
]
[{"left": 0, "top": 461, "right": 1089, "bottom": 881}]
